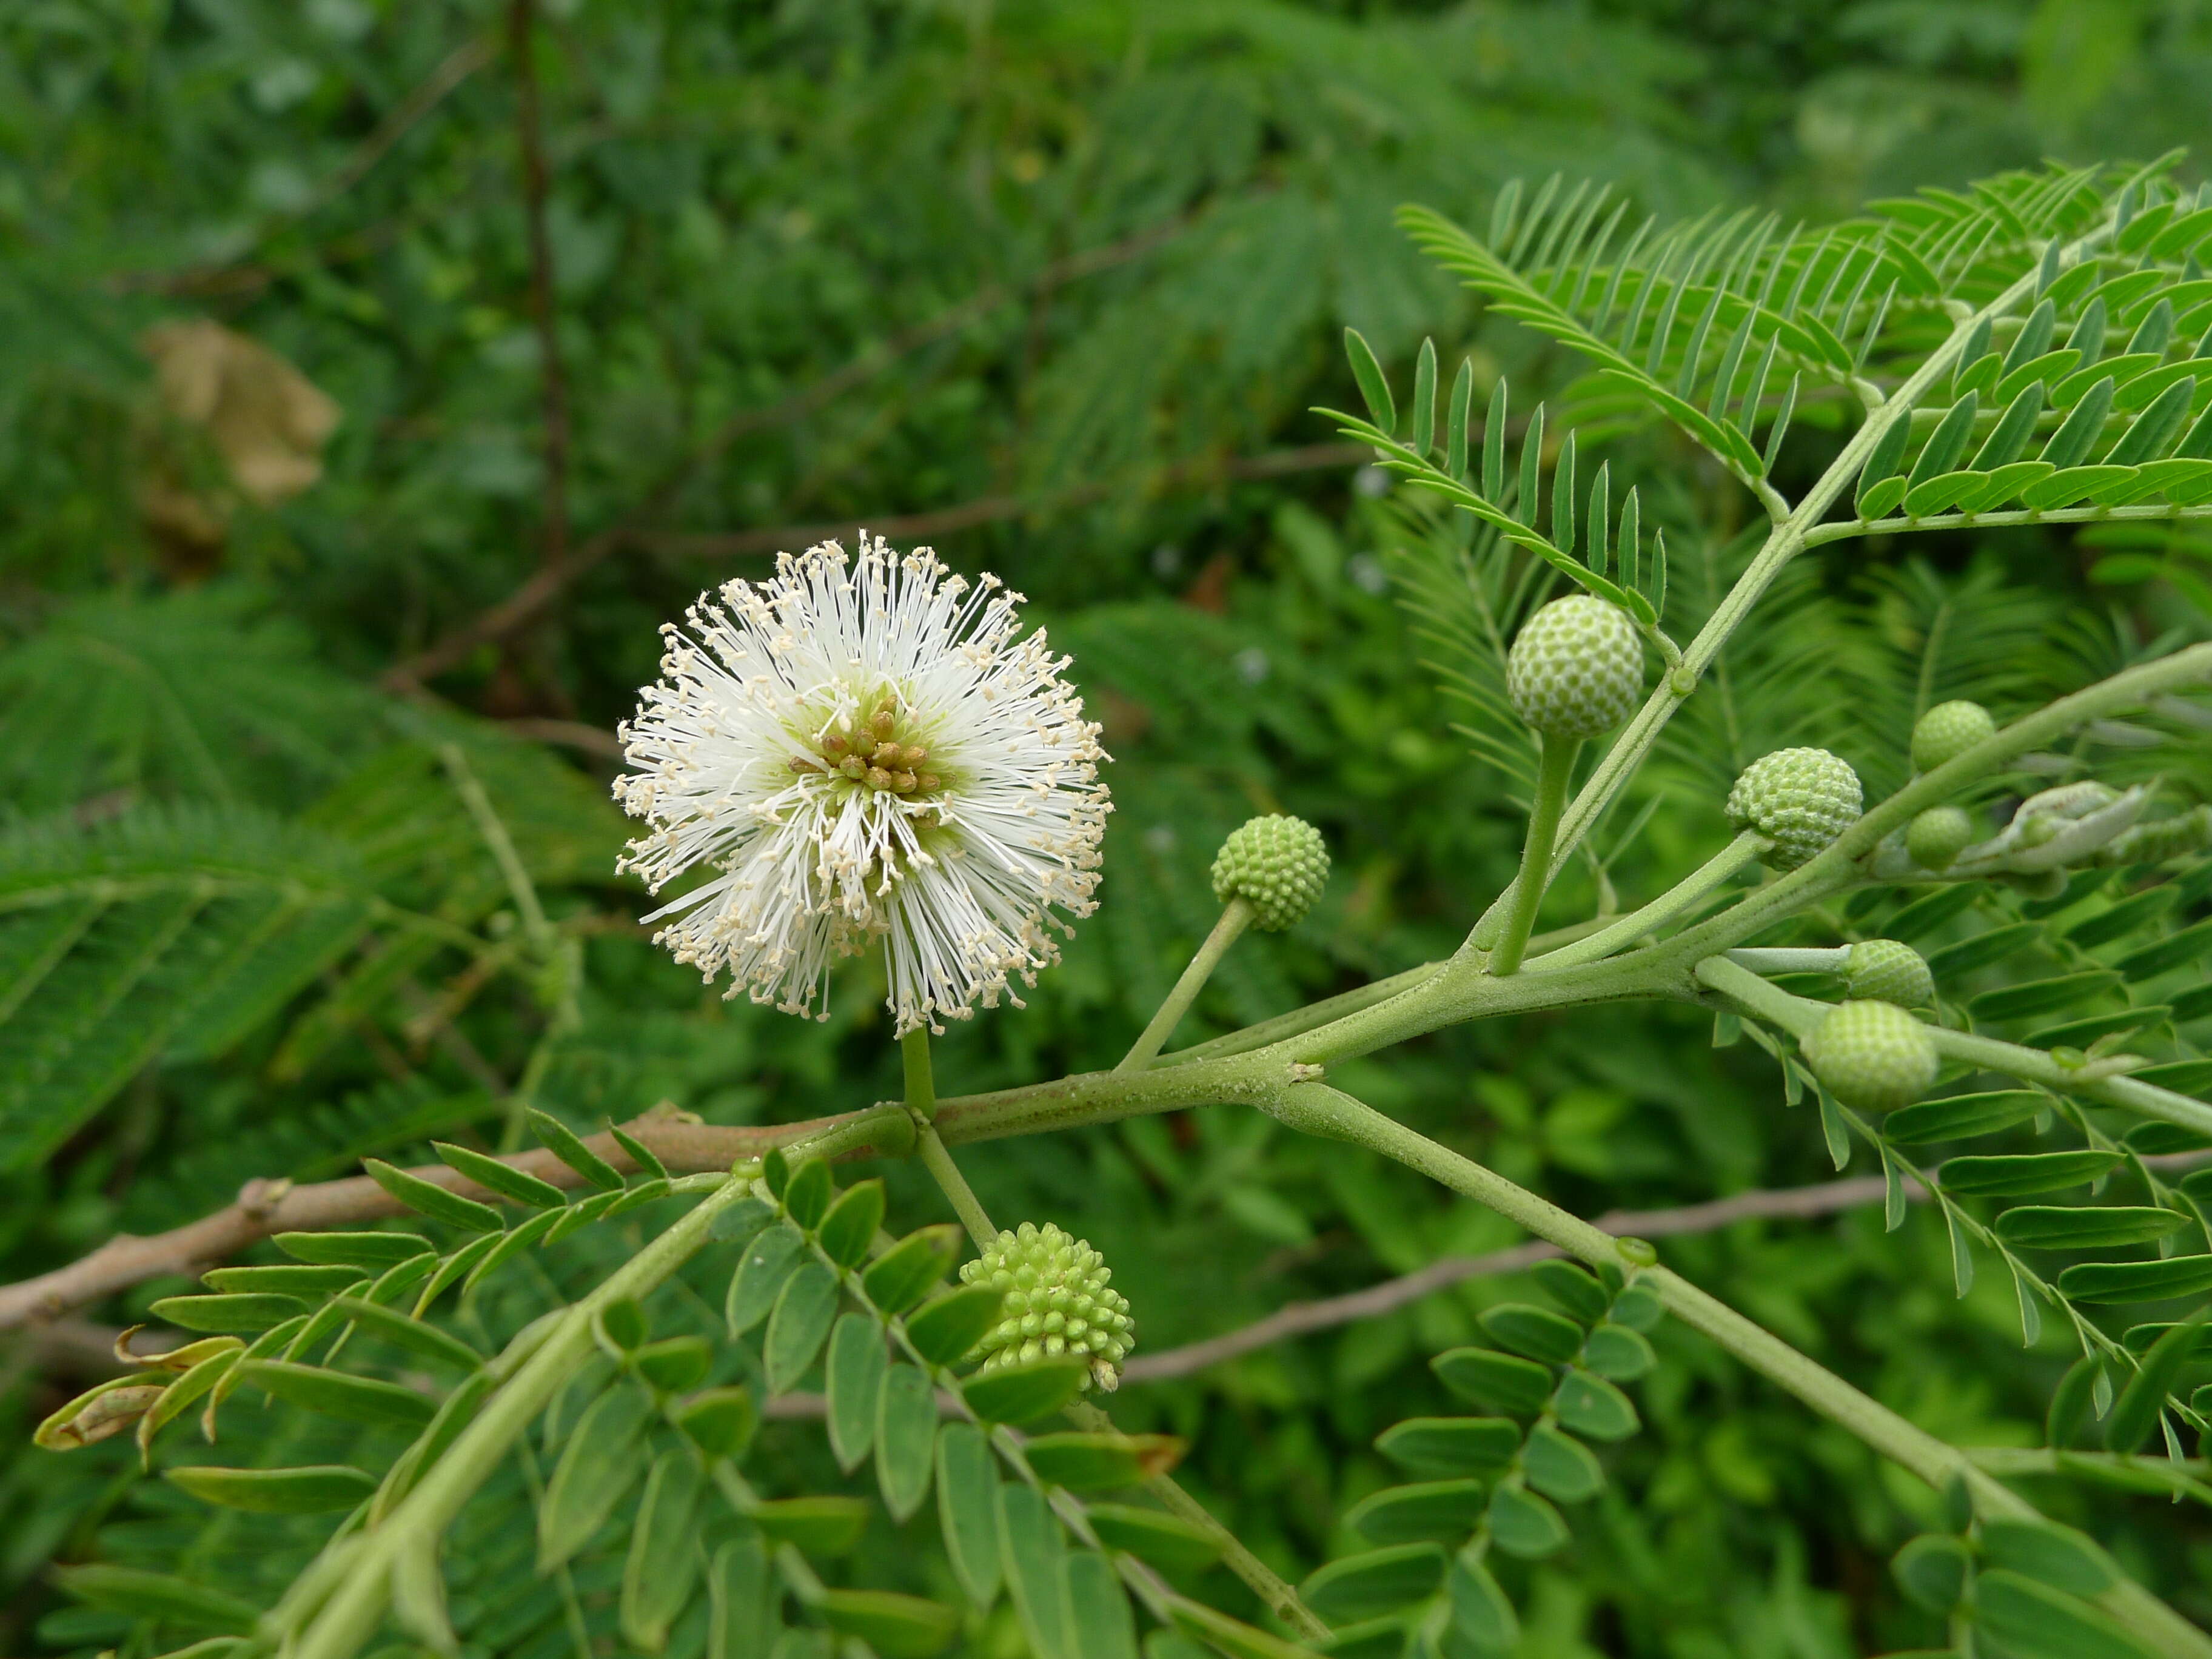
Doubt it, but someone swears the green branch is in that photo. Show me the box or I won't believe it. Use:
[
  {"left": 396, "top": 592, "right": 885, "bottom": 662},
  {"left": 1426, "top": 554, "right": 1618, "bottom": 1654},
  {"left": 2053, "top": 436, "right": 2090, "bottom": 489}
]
[{"left": 1261, "top": 1081, "right": 2212, "bottom": 1659}]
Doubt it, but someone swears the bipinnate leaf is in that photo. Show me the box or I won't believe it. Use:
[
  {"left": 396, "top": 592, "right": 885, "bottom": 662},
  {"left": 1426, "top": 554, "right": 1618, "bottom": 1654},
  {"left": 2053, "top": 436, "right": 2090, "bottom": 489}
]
[
  {"left": 783, "top": 1156, "right": 834, "bottom": 1230},
  {"left": 826, "top": 1313, "right": 887, "bottom": 1471},
  {"left": 905, "top": 1284, "right": 1006, "bottom": 1367},
  {"left": 818, "top": 1179, "right": 885, "bottom": 1268},
  {"left": 1085, "top": 1503, "right": 1223, "bottom": 1575},
  {"left": 1970, "top": 1569, "right": 2156, "bottom": 1659},
  {"left": 430, "top": 1141, "right": 565, "bottom": 1208},
  {"left": 166, "top": 1463, "right": 376, "bottom": 1513},
  {"left": 1299, "top": 1543, "right": 1447, "bottom": 1623},
  {"left": 52, "top": 1564, "right": 260, "bottom": 1635},
  {"left": 1344, "top": 1479, "right": 1487, "bottom": 1546},
  {"left": 726, "top": 1224, "right": 805, "bottom": 1336},
  {"left": 2107, "top": 1308, "right": 2212, "bottom": 1452},
  {"left": 528, "top": 1108, "right": 624, "bottom": 1190},
  {"left": 1022, "top": 1432, "right": 1183, "bottom": 1492},
  {"left": 361, "top": 1159, "right": 502, "bottom": 1232},
  {"left": 538, "top": 1382, "right": 654, "bottom": 1570},
  {"left": 1375, "top": 1416, "right": 1520, "bottom": 1476},
  {"left": 960, "top": 1358, "right": 1090, "bottom": 1425},
  {"left": 936, "top": 1423, "right": 1004, "bottom": 1606},
  {"left": 273, "top": 1230, "right": 432, "bottom": 1265},
  {"left": 876, "top": 1361, "right": 938, "bottom": 1520},
  {"left": 862, "top": 1224, "right": 963, "bottom": 1315},
  {"left": 240, "top": 1359, "right": 435, "bottom": 1429},
  {"left": 622, "top": 1449, "right": 706, "bottom": 1653},
  {"left": 764, "top": 1261, "right": 840, "bottom": 1392},
  {"left": 708, "top": 1538, "right": 776, "bottom": 1659}
]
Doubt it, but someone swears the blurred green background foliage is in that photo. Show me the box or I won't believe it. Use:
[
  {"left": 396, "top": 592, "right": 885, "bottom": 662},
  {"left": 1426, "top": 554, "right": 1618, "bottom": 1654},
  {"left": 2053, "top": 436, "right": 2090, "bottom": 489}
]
[{"left": 8, "top": 1, "right": 2212, "bottom": 1654}]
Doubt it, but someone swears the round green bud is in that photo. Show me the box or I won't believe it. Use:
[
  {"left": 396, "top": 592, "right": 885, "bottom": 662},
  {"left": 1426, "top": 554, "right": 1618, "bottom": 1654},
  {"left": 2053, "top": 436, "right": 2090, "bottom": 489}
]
[
  {"left": 1845, "top": 939, "right": 1934, "bottom": 1008},
  {"left": 1906, "top": 805, "right": 1975, "bottom": 870},
  {"left": 1506, "top": 595, "right": 1643, "bottom": 741},
  {"left": 1911, "top": 700, "right": 1997, "bottom": 774},
  {"left": 1212, "top": 814, "right": 1329, "bottom": 931},
  {"left": 1802, "top": 1000, "right": 1939, "bottom": 1112},
  {"left": 959, "top": 1221, "right": 1135, "bottom": 1390},
  {"left": 1725, "top": 748, "right": 1863, "bottom": 870}
]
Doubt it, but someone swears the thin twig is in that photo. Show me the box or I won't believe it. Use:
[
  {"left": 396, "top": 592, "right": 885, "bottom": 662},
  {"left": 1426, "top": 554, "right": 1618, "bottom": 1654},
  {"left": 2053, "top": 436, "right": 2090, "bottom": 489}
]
[{"left": 508, "top": 0, "right": 571, "bottom": 577}]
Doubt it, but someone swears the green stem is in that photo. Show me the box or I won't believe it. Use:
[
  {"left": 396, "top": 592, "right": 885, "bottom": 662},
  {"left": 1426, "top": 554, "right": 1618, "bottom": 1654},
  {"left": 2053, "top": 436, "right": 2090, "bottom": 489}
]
[
  {"left": 1527, "top": 830, "right": 1769, "bottom": 970},
  {"left": 901, "top": 1027, "right": 938, "bottom": 1122},
  {"left": 917, "top": 1124, "right": 997, "bottom": 1250},
  {"left": 1489, "top": 735, "right": 1580, "bottom": 976},
  {"left": 1118, "top": 899, "right": 1254, "bottom": 1071},
  {"left": 290, "top": 1169, "right": 759, "bottom": 1659},
  {"left": 1261, "top": 1082, "right": 2212, "bottom": 1659},
  {"left": 1151, "top": 959, "right": 1444, "bottom": 1068}
]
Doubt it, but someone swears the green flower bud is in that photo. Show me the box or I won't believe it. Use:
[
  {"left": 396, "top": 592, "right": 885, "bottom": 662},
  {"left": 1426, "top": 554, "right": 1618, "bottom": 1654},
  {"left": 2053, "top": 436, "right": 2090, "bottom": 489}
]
[
  {"left": 1505, "top": 595, "right": 1643, "bottom": 741},
  {"left": 1906, "top": 806, "right": 1975, "bottom": 870},
  {"left": 1845, "top": 939, "right": 1934, "bottom": 1008},
  {"left": 959, "top": 1221, "right": 1134, "bottom": 1391},
  {"left": 1802, "top": 1000, "right": 1939, "bottom": 1112},
  {"left": 1910, "top": 700, "right": 1997, "bottom": 773},
  {"left": 1211, "top": 815, "right": 1329, "bottom": 931},
  {"left": 1726, "top": 748, "right": 1863, "bottom": 870}
]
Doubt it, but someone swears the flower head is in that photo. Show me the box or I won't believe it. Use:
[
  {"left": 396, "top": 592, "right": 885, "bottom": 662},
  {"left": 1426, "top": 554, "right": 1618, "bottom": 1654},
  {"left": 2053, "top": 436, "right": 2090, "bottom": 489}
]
[{"left": 615, "top": 535, "right": 1110, "bottom": 1034}]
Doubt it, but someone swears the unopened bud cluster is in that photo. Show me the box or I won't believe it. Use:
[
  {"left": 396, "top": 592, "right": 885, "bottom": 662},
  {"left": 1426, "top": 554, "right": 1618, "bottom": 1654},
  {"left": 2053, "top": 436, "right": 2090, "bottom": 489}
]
[
  {"left": 1212, "top": 815, "right": 1330, "bottom": 931},
  {"left": 1727, "top": 748, "right": 1863, "bottom": 870},
  {"left": 1506, "top": 596, "right": 1643, "bottom": 740},
  {"left": 959, "top": 1221, "right": 1134, "bottom": 1390},
  {"left": 1910, "top": 700, "right": 1996, "bottom": 774}
]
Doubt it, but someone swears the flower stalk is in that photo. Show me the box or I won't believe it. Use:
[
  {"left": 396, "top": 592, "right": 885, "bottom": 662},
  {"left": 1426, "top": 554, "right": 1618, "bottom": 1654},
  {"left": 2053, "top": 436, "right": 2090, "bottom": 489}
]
[
  {"left": 1117, "top": 897, "right": 1253, "bottom": 1071},
  {"left": 1489, "top": 734, "right": 1579, "bottom": 975}
]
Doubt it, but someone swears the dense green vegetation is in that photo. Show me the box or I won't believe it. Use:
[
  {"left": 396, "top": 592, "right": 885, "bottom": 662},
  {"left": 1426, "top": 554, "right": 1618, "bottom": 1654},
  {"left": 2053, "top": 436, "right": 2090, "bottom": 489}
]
[{"left": 12, "top": 3, "right": 2212, "bottom": 1656}]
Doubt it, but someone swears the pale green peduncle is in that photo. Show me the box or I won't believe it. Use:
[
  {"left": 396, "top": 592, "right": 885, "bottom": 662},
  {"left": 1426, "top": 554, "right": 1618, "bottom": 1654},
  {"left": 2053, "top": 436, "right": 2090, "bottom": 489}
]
[
  {"left": 1118, "top": 897, "right": 1254, "bottom": 1071},
  {"left": 1488, "top": 733, "right": 1580, "bottom": 975}
]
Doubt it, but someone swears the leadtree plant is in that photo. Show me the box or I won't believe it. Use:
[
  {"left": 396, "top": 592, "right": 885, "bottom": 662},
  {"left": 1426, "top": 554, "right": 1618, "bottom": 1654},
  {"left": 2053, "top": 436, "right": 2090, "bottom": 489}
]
[{"left": 29, "top": 158, "right": 2212, "bottom": 1659}]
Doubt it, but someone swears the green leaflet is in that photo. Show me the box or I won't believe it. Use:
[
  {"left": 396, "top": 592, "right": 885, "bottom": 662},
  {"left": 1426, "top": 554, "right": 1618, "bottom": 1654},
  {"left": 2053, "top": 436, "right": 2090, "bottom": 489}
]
[
  {"left": 708, "top": 1537, "right": 777, "bottom": 1659},
  {"left": 1520, "top": 1424, "right": 1604, "bottom": 1502},
  {"left": 537, "top": 1381, "right": 654, "bottom": 1570},
  {"left": 1991, "top": 1205, "right": 2185, "bottom": 1250},
  {"left": 1431, "top": 1347, "right": 1552, "bottom": 1415},
  {"left": 960, "top": 1359, "right": 1090, "bottom": 1425},
  {"left": 1085, "top": 1502, "right": 1223, "bottom": 1574},
  {"left": 1486, "top": 1483, "right": 1569, "bottom": 1558},
  {"left": 936, "top": 1423, "right": 1004, "bottom": 1606},
  {"left": 1886, "top": 1090, "right": 2044, "bottom": 1144},
  {"left": 1345, "top": 1480, "right": 1489, "bottom": 1546},
  {"left": 1375, "top": 1417, "right": 1521, "bottom": 1477},
  {"left": 2058, "top": 1255, "right": 2212, "bottom": 1303},
  {"left": 1299, "top": 1543, "right": 1446, "bottom": 1623},
  {"left": 1937, "top": 1151, "right": 2120, "bottom": 1196},
  {"left": 726, "top": 1224, "right": 806, "bottom": 1336},
  {"left": 361, "top": 1158, "right": 503, "bottom": 1232},
  {"left": 825, "top": 1313, "right": 887, "bottom": 1472},
  {"left": 166, "top": 1463, "right": 376, "bottom": 1513},
  {"left": 862, "top": 1225, "right": 963, "bottom": 1315},
  {"left": 240, "top": 1359, "right": 435, "bottom": 1429},
  {"left": 875, "top": 1362, "right": 938, "bottom": 1520},
  {"left": 1475, "top": 1304, "right": 1583, "bottom": 1364},
  {"left": 999, "top": 1482, "right": 1074, "bottom": 1659},
  {"left": 749, "top": 1496, "right": 868, "bottom": 1555},
  {"left": 816, "top": 1179, "right": 885, "bottom": 1268},
  {"left": 621, "top": 1449, "right": 706, "bottom": 1653},
  {"left": 1971, "top": 1569, "right": 2157, "bottom": 1659},
  {"left": 903, "top": 1284, "right": 1006, "bottom": 1367},
  {"left": 52, "top": 1564, "right": 261, "bottom": 1635},
  {"left": 763, "top": 1261, "right": 840, "bottom": 1393},
  {"left": 820, "top": 1590, "right": 960, "bottom": 1658},
  {"left": 1064, "top": 1551, "right": 1140, "bottom": 1659},
  {"left": 1021, "top": 1431, "right": 1180, "bottom": 1492}
]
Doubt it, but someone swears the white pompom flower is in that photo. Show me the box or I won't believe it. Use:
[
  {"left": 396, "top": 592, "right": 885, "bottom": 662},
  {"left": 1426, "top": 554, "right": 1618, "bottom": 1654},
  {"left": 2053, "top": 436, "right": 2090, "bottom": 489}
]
[{"left": 614, "top": 535, "right": 1111, "bottom": 1034}]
